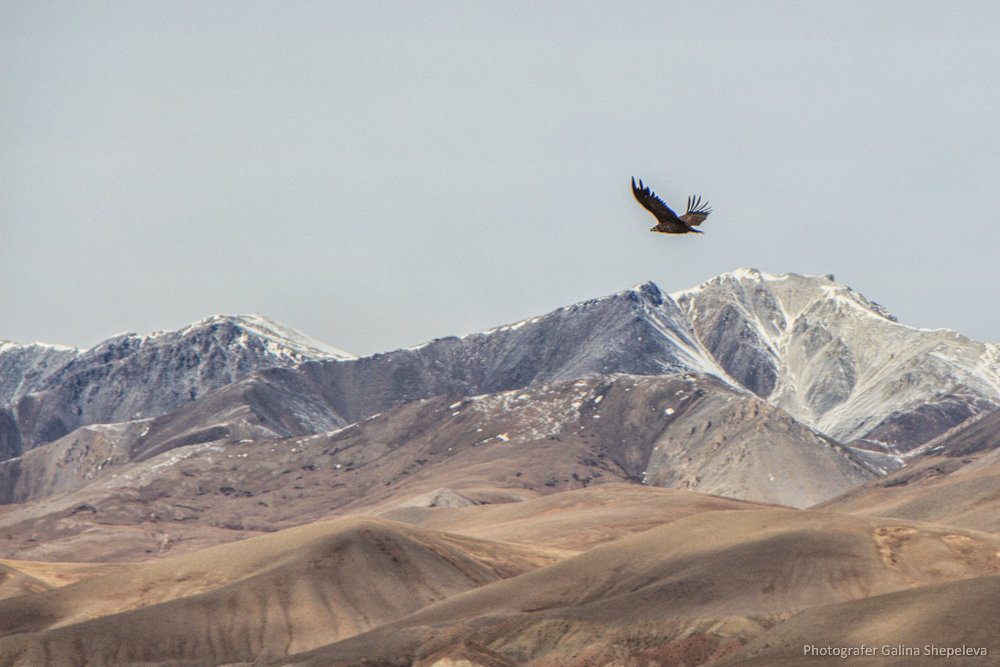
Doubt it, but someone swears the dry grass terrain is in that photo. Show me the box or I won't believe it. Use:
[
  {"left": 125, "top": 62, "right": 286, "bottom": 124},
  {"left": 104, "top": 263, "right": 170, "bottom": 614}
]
[
  {"left": 279, "top": 506, "right": 1000, "bottom": 665},
  {"left": 0, "top": 560, "right": 120, "bottom": 601},
  {"left": 380, "top": 483, "right": 778, "bottom": 552},
  {"left": 819, "top": 409, "right": 1000, "bottom": 533},
  {"left": 712, "top": 574, "right": 1000, "bottom": 666},
  {"left": 3, "top": 482, "right": 1000, "bottom": 665},
  {"left": 0, "top": 517, "right": 556, "bottom": 665}
]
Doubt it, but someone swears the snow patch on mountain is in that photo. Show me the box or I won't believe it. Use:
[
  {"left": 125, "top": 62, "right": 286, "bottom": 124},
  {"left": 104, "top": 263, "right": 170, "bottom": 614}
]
[
  {"left": 177, "top": 314, "right": 355, "bottom": 361},
  {"left": 0, "top": 315, "right": 354, "bottom": 457},
  {"left": 0, "top": 342, "right": 78, "bottom": 407},
  {"left": 454, "top": 280, "right": 737, "bottom": 386},
  {"left": 673, "top": 269, "right": 1000, "bottom": 450}
]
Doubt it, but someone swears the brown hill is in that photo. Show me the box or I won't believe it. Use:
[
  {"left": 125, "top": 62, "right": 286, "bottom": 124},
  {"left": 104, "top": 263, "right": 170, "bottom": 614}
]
[
  {"left": 274, "top": 508, "right": 1000, "bottom": 665},
  {"left": 0, "top": 517, "right": 556, "bottom": 666},
  {"left": 817, "top": 408, "right": 1000, "bottom": 533},
  {"left": 0, "top": 562, "right": 54, "bottom": 601},
  {"left": 382, "top": 483, "right": 778, "bottom": 552},
  {"left": 713, "top": 574, "right": 1000, "bottom": 665},
  {"left": 0, "top": 559, "right": 119, "bottom": 600}
]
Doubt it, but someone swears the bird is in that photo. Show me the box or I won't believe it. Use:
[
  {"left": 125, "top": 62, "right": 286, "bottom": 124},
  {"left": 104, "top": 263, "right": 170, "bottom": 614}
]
[{"left": 631, "top": 177, "right": 712, "bottom": 234}]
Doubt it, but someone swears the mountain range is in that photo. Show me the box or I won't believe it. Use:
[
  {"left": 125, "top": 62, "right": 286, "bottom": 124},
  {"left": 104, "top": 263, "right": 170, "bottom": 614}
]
[{"left": 2, "top": 268, "right": 999, "bottom": 665}]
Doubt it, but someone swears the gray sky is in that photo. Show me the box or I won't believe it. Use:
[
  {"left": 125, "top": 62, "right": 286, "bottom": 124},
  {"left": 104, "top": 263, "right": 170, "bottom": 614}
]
[{"left": 3, "top": 1, "right": 999, "bottom": 355}]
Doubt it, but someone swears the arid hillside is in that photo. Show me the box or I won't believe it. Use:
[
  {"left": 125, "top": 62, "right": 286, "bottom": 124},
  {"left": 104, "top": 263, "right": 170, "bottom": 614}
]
[
  {"left": 3, "top": 486, "right": 1000, "bottom": 666},
  {"left": 3, "top": 273, "right": 1000, "bottom": 665}
]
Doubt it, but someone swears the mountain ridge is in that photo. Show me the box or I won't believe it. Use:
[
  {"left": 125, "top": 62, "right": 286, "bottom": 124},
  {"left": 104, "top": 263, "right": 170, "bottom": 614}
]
[
  {"left": 673, "top": 268, "right": 1000, "bottom": 452},
  {"left": 3, "top": 270, "right": 999, "bottom": 537},
  {"left": 0, "top": 314, "right": 354, "bottom": 457},
  {"left": 2, "top": 280, "right": 735, "bottom": 466}
]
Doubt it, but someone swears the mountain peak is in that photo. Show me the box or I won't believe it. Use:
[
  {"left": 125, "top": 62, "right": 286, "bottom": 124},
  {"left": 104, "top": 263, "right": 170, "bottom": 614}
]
[
  {"left": 177, "top": 314, "right": 355, "bottom": 361},
  {"left": 458, "top": 278, "right": 729, "bottom": 383},
  {"left": 625, "top": 280, "right": 665, "bottom": 301},
  {"left": 674, "top": 268, "right": 1000, "bottom": 450},
  {"left": 1, "top": 314, "right": 355, "bottom": 452},
  {"left": 0, "top": 340, "right": 77, "bottom": 353},
  {"left": 675, "top": 269, "right": 898, "bottom": 325}
]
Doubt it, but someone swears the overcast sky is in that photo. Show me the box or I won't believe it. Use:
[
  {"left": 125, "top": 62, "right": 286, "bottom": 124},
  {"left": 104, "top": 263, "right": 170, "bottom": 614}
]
[{"left": 3, "top": 2, "right": 999, "bottom": 355}]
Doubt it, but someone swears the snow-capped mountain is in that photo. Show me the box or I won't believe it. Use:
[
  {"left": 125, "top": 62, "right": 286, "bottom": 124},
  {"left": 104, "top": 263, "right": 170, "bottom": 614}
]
[
  {"left": 237, "top": 281, "right": 734, "bottom": 429},
  {"left": 0, "top": 285, "right": 726, "bottom": 463},
  {"left": 5, "top": 270, "right": 1000, "bottom": 474},
  {"left": 8, "top": 269, "right": 1000, "bottom": 557},
  {"left": 673, "top": 269, "right": 1000, "bottom": 452},
  {"left": 0, "top": 315, "right": 353, "bottom": 456},
  {"left": 0, "top": 342, "right": 78, "bottom": 460}
]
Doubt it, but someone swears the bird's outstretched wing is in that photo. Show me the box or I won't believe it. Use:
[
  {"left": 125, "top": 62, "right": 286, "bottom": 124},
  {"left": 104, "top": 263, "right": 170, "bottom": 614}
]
[
  {"left": 631, "top": 177, "right": 682, "bottom": 227},
  {"left": 678, "top": 195, "right": 712, "bottom": 226}
]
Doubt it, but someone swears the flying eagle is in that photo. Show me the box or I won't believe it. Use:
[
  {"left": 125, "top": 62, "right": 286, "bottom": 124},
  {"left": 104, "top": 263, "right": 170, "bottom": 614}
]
[{"left": 631, "top": 177, "right": 712, "bottom": 234}]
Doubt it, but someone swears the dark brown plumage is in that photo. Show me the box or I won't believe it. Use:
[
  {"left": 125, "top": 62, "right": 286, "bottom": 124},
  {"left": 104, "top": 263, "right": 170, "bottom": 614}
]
[{"left": 631, "top": 177, "right": 712, "bottom": 234}]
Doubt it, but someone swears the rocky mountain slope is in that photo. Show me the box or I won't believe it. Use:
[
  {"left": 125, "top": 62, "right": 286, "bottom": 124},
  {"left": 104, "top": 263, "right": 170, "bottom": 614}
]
[
  {"left": 0, "top": 373, "right": 871, "bottom": 562},
  {"left": 674, "top": 269, "right": 1000, "bottom": 453},
  {"left": 0, "top": 282, "right": 727, "bottom": 465},
  {"left": 0, "top": 315, "right": 353, "bottom": 457},
  {"left": 8, "top": 271, "right": 997, "bottom": 470},
  {"left": 234, "top": 280, "right": 732, "bottom": 430},
  {"left": 9, "top": 270, "right": 998, "bottom": 468}
]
